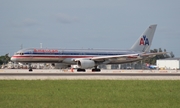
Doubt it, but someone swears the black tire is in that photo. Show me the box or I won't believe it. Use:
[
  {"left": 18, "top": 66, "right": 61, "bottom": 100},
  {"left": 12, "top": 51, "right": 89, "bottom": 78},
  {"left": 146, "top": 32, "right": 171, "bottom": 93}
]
[
  {"left": 77, "top": 68, "right": 86, "bottom": 72},
  {"left": 92, "top": 69, "right": 101, "bottom": 72}
]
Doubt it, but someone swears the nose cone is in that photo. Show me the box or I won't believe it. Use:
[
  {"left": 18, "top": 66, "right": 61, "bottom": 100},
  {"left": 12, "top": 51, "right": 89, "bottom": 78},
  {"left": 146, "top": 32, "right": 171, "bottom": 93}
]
[{"left": 11, "top": 56, "right": 17, "bottom": 62}]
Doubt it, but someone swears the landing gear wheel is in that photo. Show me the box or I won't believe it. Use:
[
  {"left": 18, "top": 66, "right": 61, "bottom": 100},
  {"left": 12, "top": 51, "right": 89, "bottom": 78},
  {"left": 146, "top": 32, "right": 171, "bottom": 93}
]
[
  {"left": 77, "top": 68, "right": 86, "bottom": 72},
  {"left": 92, "top": 68, "right": 101, "bottom": 72},
  {"left": 29, "top": 68, "right": 33, "bottom": 71}
]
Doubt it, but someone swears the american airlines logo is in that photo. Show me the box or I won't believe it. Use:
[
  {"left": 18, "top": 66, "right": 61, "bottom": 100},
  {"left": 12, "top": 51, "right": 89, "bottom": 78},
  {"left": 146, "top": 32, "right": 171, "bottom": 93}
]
[
  {"left": 34, "top": 49, "right": 58, "bottom": 53},
  {"left": 139, "top": 35, "right": 149, "bottom": 45}
]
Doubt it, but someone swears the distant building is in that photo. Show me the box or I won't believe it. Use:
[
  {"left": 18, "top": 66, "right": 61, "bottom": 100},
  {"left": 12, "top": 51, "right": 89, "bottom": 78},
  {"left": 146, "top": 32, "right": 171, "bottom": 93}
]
[{"left": 156, "top": 58, "right": 180, "bottom": 70}]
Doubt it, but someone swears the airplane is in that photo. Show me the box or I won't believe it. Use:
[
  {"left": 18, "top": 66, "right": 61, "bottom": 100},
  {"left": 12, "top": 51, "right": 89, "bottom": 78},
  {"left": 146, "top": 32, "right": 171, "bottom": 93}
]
[{"left": 11, "top": 24, "right": 165, "bottom": 71}]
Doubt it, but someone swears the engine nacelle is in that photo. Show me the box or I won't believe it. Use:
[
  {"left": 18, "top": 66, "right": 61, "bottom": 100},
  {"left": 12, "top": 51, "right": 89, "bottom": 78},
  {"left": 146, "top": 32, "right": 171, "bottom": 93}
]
[
  {"left": 52, "top": 63, "right": 70, "bottom": 69},
  {"left": 77, "top": 59, "right": 95, "bottom": 69}
]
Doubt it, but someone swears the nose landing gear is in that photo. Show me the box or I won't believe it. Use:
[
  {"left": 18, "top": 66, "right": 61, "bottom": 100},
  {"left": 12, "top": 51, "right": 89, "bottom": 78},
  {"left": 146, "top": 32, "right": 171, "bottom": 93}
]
[{"left": 29, "top": 64, "right": 33, "bottom": 71}]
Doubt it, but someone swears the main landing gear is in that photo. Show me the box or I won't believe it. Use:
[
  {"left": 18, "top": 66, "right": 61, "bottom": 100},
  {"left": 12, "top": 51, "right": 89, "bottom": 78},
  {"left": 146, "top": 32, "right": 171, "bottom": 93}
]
[
  {"left": 77, "top": 66, "right": 101, "bottom": 72},
  {"left": 92, "top": 66, "right": 101, "bottom": 72},
  {"left": 92, "top": 68, "right": 101, "bottom": 72},
  {"left": 77, "top": 68, "right": 86, "bottom": 72}
]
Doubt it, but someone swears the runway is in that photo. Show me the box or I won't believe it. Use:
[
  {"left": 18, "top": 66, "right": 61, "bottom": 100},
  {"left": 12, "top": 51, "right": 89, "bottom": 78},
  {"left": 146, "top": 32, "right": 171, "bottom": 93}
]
[
  {"left": 0, "top": 72, "right": 180, "bottom": 76},
  {"left": 0, "top": 69, "right": 180, "bottom": 80}
]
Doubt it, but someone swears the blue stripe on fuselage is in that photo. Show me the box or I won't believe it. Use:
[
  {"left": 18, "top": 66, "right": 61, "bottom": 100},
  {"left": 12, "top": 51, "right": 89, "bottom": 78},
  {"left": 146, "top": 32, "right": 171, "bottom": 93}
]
[
  {"left": 20, "top": 48, "right": 136, "bottom": 56},
  {"left": 23, "top": 52, "right": 132, "bottom": 56}
]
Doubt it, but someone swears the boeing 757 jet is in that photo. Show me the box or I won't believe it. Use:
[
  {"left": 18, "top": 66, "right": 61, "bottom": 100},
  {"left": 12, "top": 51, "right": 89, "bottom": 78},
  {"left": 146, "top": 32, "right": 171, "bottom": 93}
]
[{"left": 11, "top": 24, "right": 164, "bottom": 71}]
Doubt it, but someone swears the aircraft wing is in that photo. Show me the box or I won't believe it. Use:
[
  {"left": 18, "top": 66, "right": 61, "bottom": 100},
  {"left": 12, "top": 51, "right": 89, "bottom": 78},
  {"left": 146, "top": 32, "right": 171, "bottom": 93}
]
[
  {"left": 90, "top": 54, "right": 139, "bottom": 61},
  {"left": 88, "top": 52, "right": 167, "bottom": 62}
]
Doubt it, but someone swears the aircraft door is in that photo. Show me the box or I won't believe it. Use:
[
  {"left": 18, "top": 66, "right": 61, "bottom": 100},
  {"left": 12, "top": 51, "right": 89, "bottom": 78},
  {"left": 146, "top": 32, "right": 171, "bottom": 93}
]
[
  {"left": 29, "top": 50, "right": 34, "bottom": 61},
  {"left": 59, "top": 50, "right": 63, "bottom": 62}
]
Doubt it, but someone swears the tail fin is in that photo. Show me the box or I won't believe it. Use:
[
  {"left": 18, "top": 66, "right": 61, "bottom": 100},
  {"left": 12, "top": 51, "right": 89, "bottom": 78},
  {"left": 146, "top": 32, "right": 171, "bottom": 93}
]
[{"left": 130, "top": 24, "right": 157, "bottom": 52}]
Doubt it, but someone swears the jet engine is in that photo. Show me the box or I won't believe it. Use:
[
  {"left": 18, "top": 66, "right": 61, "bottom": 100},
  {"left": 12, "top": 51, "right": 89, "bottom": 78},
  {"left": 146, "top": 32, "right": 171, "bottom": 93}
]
[{"left": 77, "top": 59, "right": 95, "bottom": 69}]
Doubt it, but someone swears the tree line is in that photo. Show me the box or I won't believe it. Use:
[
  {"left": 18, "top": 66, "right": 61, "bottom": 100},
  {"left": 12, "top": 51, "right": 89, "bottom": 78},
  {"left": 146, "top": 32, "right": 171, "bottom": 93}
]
[
  {"left": 0, "top": 54, "right": 10, "bottom": 65},
  {"left": 144, "top": 48, "right": 174, "bottom": 65}
]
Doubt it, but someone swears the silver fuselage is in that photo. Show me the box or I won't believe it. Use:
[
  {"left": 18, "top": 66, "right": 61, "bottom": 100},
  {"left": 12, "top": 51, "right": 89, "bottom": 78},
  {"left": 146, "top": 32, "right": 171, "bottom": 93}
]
[{"left": 11, "top": 48, "right": 143, "bottom": 64}]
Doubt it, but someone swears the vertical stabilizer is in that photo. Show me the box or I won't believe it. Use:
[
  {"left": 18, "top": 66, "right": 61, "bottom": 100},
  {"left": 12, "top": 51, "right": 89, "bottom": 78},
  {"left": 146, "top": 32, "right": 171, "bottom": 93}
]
[{"left": 130, "top": 24, "right": 157, "bottom": 52}]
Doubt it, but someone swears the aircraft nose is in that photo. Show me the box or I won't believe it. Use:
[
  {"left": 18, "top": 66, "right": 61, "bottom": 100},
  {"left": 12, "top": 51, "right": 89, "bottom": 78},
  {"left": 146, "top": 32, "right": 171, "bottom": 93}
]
[{"left": 11, "top": 56, "right": 17, "bottom": 62}]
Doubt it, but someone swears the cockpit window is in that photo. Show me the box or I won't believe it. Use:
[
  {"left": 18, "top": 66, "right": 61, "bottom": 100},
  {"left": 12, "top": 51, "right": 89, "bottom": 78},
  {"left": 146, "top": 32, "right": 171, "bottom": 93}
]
[{"left": 16, "top": 53, "right": 24, "bottom": 55}]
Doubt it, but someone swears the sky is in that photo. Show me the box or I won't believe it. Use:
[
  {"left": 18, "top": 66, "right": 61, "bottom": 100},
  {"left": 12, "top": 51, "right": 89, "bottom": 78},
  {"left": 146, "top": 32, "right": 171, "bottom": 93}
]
[{"left": 0, "top": 0, "right": 180, "bottom": 57}]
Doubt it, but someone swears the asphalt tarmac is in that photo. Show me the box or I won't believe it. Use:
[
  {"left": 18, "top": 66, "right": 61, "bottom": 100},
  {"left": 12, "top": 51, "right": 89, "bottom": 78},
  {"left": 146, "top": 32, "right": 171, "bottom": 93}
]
[{"left": 0, "top": 69, "right": 180, "bottom": 80}]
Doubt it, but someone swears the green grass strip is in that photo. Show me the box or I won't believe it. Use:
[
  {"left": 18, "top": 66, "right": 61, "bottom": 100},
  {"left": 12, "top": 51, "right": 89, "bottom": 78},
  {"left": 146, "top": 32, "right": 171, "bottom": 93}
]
[{"left": 0, "top": 80, "right": 180, "bottom": 108}]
